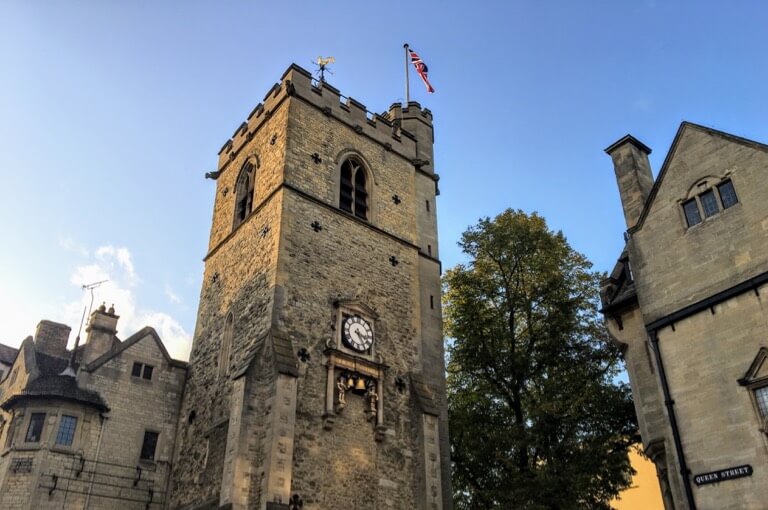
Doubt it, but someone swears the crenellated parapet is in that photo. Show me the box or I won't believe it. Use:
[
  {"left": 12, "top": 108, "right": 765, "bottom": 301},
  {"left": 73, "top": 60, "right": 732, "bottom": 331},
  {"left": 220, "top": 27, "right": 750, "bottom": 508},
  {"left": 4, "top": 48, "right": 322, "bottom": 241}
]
[{"left": 215, "top": 63, "right": 434, "bottom": 175}]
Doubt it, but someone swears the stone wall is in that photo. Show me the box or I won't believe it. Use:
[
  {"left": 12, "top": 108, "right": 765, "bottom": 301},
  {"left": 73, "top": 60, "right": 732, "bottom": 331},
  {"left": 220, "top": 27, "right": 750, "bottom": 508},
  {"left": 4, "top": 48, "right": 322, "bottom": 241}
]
[
  {"left": 171, "top": 63, "right": 450, "bottom": 510},
  {"left": 79, "top": 331, "right": 186, "bottom": 508},
  {"left": 0, "top": 399, "right": 101, "bottom": 509},
  {"left": 632, "top": 125, "right": 768, "bottom": 323},
  {"left": 608, "top": 123, "right": 768, "bottom": 510},
  {"left": 170, "top": 93, "right": 287, "bottom": 508},
  {"left": 277, "top": 190, "right": 421, "bottom": 509}
]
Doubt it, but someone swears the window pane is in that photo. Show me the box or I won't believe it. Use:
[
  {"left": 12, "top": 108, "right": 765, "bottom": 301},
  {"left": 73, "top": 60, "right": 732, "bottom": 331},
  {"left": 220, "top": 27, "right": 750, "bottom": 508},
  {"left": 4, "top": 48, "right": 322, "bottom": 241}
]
[
  {"left": 700, "top": 190, "right": 719, "bottom": 218},
  {"left": 140, "top": 431, "right": 159, "bottom": 461},
  {"left": 755, "top": 386, "right": 768, "bottom": 418},
  {"left": 132, "top": 362, "right": 142, "bottom": 377},
  {"left": 55, "top": 415, "right": 78, "bottom": 446},
  {"left": 718, "top": 180, "right": 738, "bottom": 209},
  {"left": 683, "top": 199, "right": 701, "bottom": 227},
  {"left": 142, "top": 365, "right": 154, "bottom": 380},
  {"left": 26, "top": 413, "right": 45, "bottom": 443}
]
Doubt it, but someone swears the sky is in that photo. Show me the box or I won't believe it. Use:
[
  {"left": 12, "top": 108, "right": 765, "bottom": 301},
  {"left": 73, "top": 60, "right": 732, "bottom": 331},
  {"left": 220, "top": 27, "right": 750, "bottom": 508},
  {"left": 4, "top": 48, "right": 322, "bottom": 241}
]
[{"left": 2, "top": 0, "right": 768, "bottom": 365}]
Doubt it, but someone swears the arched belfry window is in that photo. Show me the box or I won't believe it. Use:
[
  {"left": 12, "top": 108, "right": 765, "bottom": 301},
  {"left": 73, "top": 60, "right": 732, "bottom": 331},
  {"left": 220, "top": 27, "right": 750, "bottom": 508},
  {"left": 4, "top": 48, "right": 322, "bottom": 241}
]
[
  {"left": 340, "top": 157, "right": 368, "bottom": 220},
  {"left": 219, "top": 312, "right": 234, "bottom": 378},
  {"left": 234, "top": 161, "right": 256, "bottom": 228}
]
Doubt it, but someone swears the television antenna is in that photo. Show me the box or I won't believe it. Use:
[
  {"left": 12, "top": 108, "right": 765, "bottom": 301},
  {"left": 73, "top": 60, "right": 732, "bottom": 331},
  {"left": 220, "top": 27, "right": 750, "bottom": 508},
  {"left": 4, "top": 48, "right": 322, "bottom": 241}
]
[
  {"left": 314, "top": 56, "right": 335, "bottom": 83},
  {"left": 83, "top": 279, "right": 109, "bottom": 325},
  {"left": 61, "top": 279, "right": 109, "bottom": 377}
]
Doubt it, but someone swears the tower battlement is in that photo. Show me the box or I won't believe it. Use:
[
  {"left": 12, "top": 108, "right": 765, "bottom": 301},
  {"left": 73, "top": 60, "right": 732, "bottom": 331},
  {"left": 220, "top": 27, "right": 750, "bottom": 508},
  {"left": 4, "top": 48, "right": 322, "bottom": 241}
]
[{"left": 216, "top": 63, "right": 434, "bottom": 174}]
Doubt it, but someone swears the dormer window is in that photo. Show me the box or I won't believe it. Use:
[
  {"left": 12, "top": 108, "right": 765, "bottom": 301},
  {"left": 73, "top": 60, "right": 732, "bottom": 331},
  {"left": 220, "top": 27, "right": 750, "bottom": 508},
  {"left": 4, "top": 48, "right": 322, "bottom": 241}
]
[
  {"left": 682, "top": 178, "right": 738, "bottom": 228},
  {"left": 339, "top": 157, "right": 368, "bottom": 220}
]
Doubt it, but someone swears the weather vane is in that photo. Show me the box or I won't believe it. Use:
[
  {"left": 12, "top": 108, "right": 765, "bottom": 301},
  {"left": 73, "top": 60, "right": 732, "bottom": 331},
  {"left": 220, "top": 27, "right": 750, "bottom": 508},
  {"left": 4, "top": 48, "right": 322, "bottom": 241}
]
[{"left": 314, "top": 56, "right": 335, "bottom": 83}]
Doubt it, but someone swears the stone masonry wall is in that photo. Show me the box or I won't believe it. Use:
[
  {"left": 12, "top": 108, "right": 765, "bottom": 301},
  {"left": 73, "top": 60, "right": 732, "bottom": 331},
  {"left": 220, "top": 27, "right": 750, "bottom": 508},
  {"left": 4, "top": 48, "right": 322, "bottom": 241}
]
[
  {"left": 170, "top": 95, "right": 287, "bottom": 507},
  {"left": 654, "top": 283, "right": 768, "bottom": 509},
  {"left": 617, "top": 124, "right": 768, "bottom": 509},
  {"left": 171, "top": 63, "right": 450, "bottom": 509},
  {"left": 632, "top": 126, "right": 768, "bottom": 323},
  {"left": 0, "top": 399, "right": 101, "bottom": 510},
  {"left": 277, "top": 190, "right": 421, "bottom": 510},
  {"left": 78, "top": 332, "right": 186, "bottom": 508}
]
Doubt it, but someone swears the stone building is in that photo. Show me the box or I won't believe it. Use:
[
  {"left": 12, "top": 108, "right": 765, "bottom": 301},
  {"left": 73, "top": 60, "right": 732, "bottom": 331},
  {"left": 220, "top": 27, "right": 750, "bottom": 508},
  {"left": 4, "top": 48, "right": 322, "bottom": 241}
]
[
  {"left": 169, "top": 63, "right": 450, "bottom": 510},
  {"left": 602, "top": 122, "right": 768, "bottom": 509},
  {"left": 0, "top": 305, "right": 187, "bottom": 508},
  {"left": 1, "top": 63, "right": 450, "bottom": 510}
]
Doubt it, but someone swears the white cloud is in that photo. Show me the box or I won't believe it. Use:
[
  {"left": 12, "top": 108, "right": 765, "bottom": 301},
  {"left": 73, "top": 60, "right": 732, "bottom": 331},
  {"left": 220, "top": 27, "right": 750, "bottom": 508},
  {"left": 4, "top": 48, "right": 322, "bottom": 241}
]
[
  {"left": 62, "top": 245, "right": 191, "bottom": 360},
  {"left": 58, "top": 237, "right": 89, "bottom": 257},
  {"left": 95, "top": 245, "right": 137, "bottom": 285},
  {"left": 164, "top": 284, "right": 181, "bottom": 305}
]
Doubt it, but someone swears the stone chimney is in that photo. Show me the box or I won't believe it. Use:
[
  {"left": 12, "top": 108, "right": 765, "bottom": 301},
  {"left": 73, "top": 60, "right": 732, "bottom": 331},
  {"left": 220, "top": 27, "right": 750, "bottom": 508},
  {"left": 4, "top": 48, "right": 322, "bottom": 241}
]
[
  {"left": 35, "top": 320, "right": 72, "bottom": 358},
  {"left": 82, "top": 303, "right": 119, "bottom": 365},
  {"left": 605, "top": 135, "right": 654, "bottom": 230}
]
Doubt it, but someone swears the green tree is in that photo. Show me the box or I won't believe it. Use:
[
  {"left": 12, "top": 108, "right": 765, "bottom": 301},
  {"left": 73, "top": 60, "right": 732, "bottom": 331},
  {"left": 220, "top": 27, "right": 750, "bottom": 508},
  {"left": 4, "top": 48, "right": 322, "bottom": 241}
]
[{"left": 444, "top": 209, "right": 638, "bottom": 510}]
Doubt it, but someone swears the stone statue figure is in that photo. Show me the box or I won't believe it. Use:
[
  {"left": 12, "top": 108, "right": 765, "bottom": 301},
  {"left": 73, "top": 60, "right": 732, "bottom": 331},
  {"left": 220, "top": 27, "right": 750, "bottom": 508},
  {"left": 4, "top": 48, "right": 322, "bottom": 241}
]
[
  {"left": 365, "top": 381, "right": 378, "bottom": 418},
  {"left": 336, "top": 375, "right": 347, "bottom": 405}
]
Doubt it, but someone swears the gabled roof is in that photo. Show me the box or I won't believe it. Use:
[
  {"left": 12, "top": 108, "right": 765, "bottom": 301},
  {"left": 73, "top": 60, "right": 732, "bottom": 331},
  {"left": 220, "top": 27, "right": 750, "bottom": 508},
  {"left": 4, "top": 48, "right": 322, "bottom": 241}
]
[
  {"left": 738, "top": 347, "right": 768, "bottom": 386},
  {"left": 231, "top": 330, "right": 298, "bottom": 380},
  {"left": 85, "top": 326, "right": 187, "bottom": 372},
  {"left": 0, "top": 343, "right": 18, "bottom": 365},
  {"left": 629, "top": 121, "right": 768, "bottom": 234}
]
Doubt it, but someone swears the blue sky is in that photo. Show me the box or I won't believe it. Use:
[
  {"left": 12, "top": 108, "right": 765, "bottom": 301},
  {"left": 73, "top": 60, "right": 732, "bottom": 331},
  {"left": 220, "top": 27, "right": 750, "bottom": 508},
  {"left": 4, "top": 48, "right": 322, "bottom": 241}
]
[{"left": 2, "top": 1, "right": 767, "bottom": 359}]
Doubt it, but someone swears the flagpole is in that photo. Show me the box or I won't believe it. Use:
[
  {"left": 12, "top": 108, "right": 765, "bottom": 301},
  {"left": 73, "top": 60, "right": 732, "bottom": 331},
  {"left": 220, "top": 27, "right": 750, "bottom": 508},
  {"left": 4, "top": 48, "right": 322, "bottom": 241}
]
[{"left": 403, "top": 43, "right": 410, "bottom": 105}]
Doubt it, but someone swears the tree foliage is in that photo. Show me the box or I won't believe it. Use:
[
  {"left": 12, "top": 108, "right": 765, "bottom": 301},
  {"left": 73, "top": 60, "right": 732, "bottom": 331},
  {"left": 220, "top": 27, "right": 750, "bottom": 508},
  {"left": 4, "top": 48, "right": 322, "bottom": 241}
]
[{"left": 444, "top": 210, "right": 638, "bottom": 510}]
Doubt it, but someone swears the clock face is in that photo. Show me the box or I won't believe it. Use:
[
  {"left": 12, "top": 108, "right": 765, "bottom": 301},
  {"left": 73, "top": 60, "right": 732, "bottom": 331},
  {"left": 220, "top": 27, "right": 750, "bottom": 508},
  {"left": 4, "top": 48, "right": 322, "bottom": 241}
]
[{"left": 342, "top": 315, "right": 374, "bottom": 352}]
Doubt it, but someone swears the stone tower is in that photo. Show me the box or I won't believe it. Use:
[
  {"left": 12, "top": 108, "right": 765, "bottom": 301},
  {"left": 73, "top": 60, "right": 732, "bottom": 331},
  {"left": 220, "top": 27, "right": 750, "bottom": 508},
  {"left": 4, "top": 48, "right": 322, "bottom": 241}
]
[{"left": 170, "top": 64, "right": 450, "bottom": 510}]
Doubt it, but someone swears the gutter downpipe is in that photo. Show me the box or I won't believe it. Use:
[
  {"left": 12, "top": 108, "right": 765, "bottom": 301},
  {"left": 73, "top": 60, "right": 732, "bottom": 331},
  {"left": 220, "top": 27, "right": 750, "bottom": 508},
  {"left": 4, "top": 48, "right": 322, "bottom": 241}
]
[{"left": 648, "top": 329, "right": 697, "bottom": 510}]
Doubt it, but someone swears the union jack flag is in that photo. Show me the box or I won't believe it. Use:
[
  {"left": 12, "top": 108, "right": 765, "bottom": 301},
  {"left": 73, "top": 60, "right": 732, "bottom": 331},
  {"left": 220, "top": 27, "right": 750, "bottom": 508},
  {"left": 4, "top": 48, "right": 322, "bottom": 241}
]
[{"left": 409, "top": 49, "right": 434, "bottom": 93}]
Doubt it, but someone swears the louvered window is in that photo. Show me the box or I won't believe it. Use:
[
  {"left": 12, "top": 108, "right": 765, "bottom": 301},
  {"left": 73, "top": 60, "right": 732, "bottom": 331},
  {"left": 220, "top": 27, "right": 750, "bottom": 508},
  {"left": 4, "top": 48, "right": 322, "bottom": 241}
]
[
  {"left": 339, "top": 158, "right": 368, "bottom": 220},
  {"left": 234, "top": 161, "right": 256, "bottom": 228}
]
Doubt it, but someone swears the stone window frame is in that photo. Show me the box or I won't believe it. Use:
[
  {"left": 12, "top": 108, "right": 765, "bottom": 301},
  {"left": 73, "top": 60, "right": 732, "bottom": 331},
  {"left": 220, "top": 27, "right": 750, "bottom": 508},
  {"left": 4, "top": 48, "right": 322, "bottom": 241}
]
[
  {"left": 333, "top": 149, "right": 378, "bottom": 224},
  {"left": 738, "top": 347, "right": 768, "bottom": 436},
  {"left": 13, "top": 408, "right": 49, "bottom": 450},
  {"left": 2, "top": 411, "right": 18, "bottom": 450},
  {"left": 24, "top": 411, "right": 46, "bottom": 444},
  {"left": 131, "top": 361, "right": 154, "bottom": 381},
  {"left": 678, "top": 173, "right": 739, "bottom": 229},
  {"left": 51, "top": 407, "right": 85, "bottom": 453},
  {"left": 138, "top": 428, "right": 161, "bottom": 466},
  {"left": 232, "top": 156, "right": 259, "bottom": 230}
]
